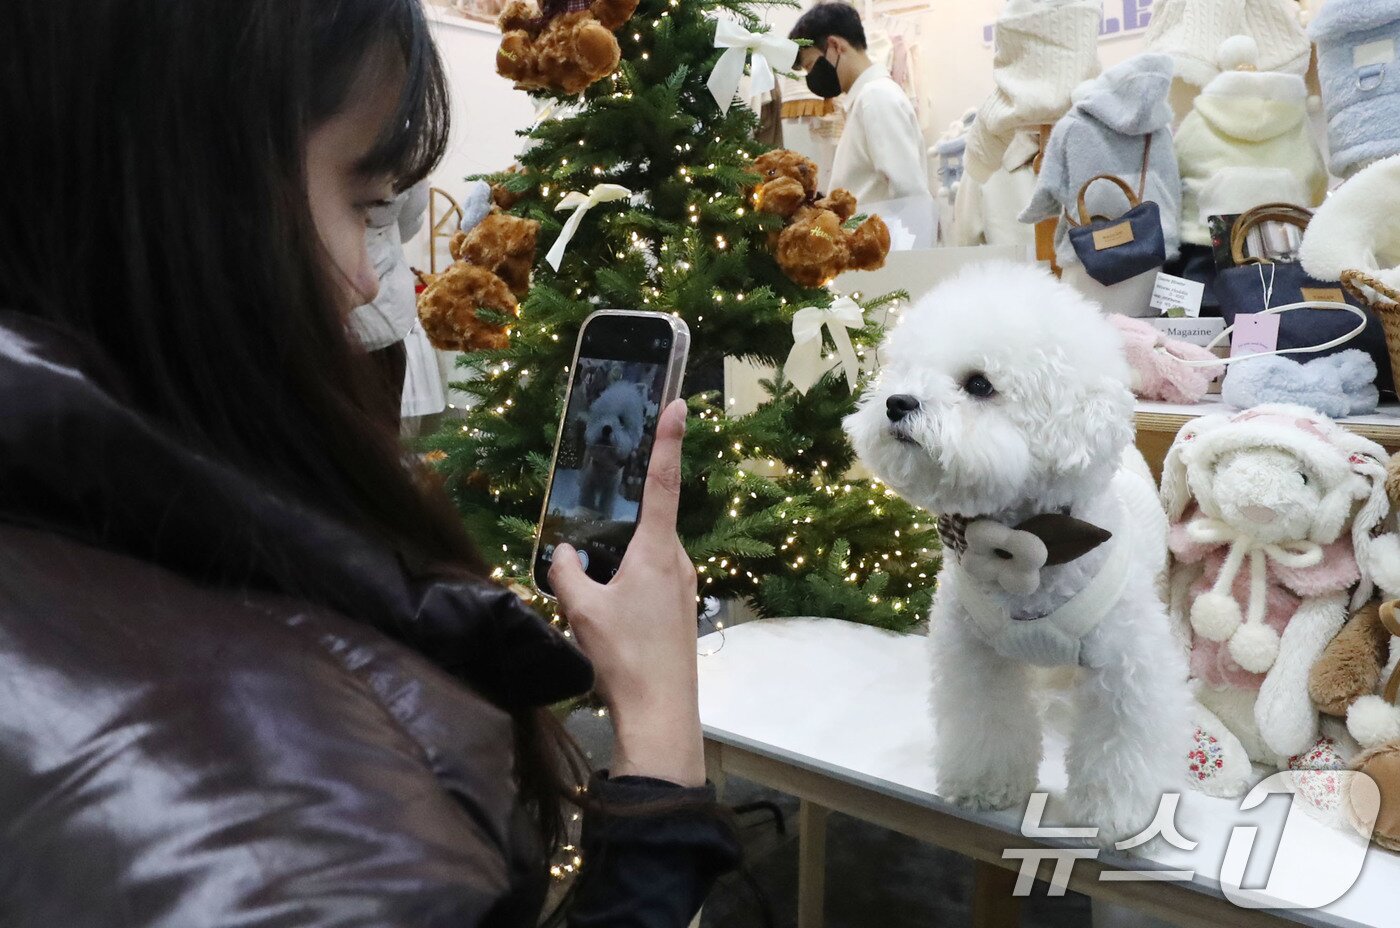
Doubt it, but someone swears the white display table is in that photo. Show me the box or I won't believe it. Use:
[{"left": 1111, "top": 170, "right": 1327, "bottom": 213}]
[{"left": 697, "top": 617, "right": 1400, "bottom": 928}]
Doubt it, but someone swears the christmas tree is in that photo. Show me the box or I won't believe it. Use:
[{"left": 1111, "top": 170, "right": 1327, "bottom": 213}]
[{"left": 424, "top": 0, "right": 939, "bottom": 631}]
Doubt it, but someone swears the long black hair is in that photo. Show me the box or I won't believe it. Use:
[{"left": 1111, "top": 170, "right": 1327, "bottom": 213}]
[{"left": 2, "top": 0, "right": 583, "bottom": 854}]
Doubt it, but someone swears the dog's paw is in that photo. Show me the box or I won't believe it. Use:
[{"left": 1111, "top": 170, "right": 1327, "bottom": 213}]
[
  {"left": 940, "top": 774, "right": 1036, "bottom": 812},
  {"left": 1065, "top": 789, "right": 1159, "bottom": 850}
]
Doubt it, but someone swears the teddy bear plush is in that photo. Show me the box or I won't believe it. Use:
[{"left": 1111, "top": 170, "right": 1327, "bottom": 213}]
[
  {"left": 495, "top": 0, "right": 638, "bottom": 96},
  {"left": 752, "top": 149, "right": 892, "bottom": 288},
  {"left": 1162, "top": 406, "right": 1393, "bottom": 800},
  {"left": 1308, "top": 450, "right": 1400, "bottom": 849},
  {"left": 417, "top": 182, "right": 539, "bottom": 352}
]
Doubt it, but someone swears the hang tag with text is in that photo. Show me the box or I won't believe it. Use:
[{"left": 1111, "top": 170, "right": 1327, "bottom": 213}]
[
  {"left": 1093, "top": 222, "right": 1135, "bottom": 251},
  {"left": 1150, "top": 273, "right": 1206, "bottom": 318},
  {"left": 1231, "top": 313, "right": 1281, "bottom": 359}
]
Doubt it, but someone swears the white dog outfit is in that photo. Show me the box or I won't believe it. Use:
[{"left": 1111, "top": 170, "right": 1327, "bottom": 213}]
[{"left": 846, "top": 262, "right": 1191, "bottom": 846}]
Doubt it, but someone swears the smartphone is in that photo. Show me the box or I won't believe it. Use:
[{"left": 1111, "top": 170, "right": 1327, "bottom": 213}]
[{"left": 532, "top": 310, "right": 690, "bottom": 598}]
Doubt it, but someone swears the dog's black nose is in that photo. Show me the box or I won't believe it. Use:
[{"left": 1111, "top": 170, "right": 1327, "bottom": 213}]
[
  {"left": 886, "top": 395, "right": 920, "bottom": 422},
  {"left": 601, "top": 425, "right": 613, "bottom": 437}
]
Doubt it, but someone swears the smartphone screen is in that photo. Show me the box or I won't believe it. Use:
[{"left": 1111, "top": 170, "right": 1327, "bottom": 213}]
[{"left": 534, "top": 313, "right": 685, "bottom": 596}]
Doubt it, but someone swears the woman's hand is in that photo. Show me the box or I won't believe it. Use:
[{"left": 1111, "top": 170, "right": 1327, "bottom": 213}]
[{"left": 549, "top": 400, "right": 704, "bottom": 787}]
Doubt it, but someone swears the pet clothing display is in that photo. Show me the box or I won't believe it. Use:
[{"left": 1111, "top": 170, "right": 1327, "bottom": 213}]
[
  {"left": 1310, "top": 0, "right": 1400, "bottom": 179},
  {"left": 1109, "top": 315, "right": 1225, "bottom": 404},
  {"left": 1145, "top": 0, "right": 1312, "bottom": 88},
  {"left": 1021, "top": 54, "right": 1182, "bottom": 270},
  {"left": 1175, "top": 37, "right": 1328, "bottom": 247},
  {"left": 963, "top": 0, "right": 1102, "bottom": 184},
  {"left": 948, "top": 131, "right": 1037, "bottom": 248},
  {"left": 1216, "top": 204, "right": 1394, "bottom": 393},
  {"left": 1163, "top": 406, "right": 1394, "bottom": 797},
  {"left": 1221, "top": 349, "right": 1381, "bottom": 418}
]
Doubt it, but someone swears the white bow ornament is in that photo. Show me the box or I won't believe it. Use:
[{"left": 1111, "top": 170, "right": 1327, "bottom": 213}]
[
  {"left": 784, "top": 297, "right": 864, "bottom": 394},
  {"left": 546, "top": 183, "right": 632, "bottom": 271},
  {"left": 706, "top": 19, "right": 799, "bottom": 115}
]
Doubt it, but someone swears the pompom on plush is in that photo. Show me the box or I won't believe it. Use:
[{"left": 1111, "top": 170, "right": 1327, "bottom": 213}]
[
  {"left": 1228, "top": 621, "right": 1280, "bottom": 674},
  {"left": 752, "top": 150, "right": 892, "bottom": 288},
  {"left": 495, "top": 0, "right": 638, "bottom": 95},
  {"left": 1191, "top": 590, "right": 1243, "bottom": 641},
  {"left": 1216, "top": 35, "right": 1260, "bottom": 73}
]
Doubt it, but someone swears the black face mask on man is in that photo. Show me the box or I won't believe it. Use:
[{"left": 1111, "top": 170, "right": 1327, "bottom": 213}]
[{"left": 805, "top": 47, "right": 842, "bottom": 99}]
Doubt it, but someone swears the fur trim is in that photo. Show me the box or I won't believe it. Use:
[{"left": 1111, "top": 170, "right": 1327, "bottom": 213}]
[
  {"left": 1201, "top": 69, "right": 1307, "bottom": 102},
  {"left": 1309, "top": 0, "right": 1400, "bottom": 42},
  {"left": 1300, "top": 155, "right": 1400, "bottom": 282}
]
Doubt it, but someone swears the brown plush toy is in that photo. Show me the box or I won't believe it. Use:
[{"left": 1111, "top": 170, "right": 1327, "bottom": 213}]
[
  {"left": 496, "top": 0, "right": 638, "bottom": 96},
  {"left": 752, "top": 149, "right": 892, "bottom": 288},
  {"left": 1309, "top": 452, "right": 1400, "bottom": 851},
  {"left": 418, "top": 208, "right": 539, "bottom": 352}
]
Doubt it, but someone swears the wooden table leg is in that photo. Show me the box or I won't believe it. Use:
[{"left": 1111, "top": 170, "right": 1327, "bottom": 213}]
[
  {"left": 797, "top": 800, "right": 830, "bottom": 928},
  {"left": 972, "top": 862, "right": 1023, "bottom": 928}
]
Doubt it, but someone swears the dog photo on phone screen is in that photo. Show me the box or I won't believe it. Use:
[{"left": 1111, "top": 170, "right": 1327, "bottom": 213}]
[{"left": 545, "top": 359, "right": 664, "bottom": 532}]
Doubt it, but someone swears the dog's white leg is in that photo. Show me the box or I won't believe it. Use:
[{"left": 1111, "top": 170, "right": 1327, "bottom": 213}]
[
  {"left": 1069, "top": 582, "right": 1192, "bottom": 848},
  {"left": 930, "top": 598, "right": 1042, "bottom": 811}
]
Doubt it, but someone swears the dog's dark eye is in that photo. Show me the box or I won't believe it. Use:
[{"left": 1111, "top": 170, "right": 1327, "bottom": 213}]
[
  {"left": 1299, "top": 473, "right": 1309, "bottom": 486},
  {"left": 962, "top": 373, "right": 996, "bottom": 398}
]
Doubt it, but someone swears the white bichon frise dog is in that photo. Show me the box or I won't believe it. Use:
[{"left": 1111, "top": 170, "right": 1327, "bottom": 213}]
[
  {"left": 578, "top": 381, "right": 647, "bottom": 517},
  {"left": 845, "top": 263, "right": 1192, "bottom": 846}
]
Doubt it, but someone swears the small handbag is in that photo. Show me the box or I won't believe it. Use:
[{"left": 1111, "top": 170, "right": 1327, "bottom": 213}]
[
  {"left": 1065, "top": 137, "right": 1166, "bottom": 287},
  {"left": 1218, "top": 204, "right": 1394, "bottom": 393}
]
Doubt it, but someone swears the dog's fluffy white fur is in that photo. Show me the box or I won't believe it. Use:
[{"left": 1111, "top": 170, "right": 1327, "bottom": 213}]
[{"left": 845, "top": 262, "right": 1192, "bottom": 846}]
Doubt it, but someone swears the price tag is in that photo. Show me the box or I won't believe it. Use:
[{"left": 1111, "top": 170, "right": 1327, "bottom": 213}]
[
  {"left": 1150, "top": 273, "right": 1206, "bottom": 318},
  {"left": 1231, "top": 314, "right": 1281, "bottom": 359}
]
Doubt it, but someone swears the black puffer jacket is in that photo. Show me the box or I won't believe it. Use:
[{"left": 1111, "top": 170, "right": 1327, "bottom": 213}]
[{"left": 0, "top": 313, "right": 739, "bottom": 927}]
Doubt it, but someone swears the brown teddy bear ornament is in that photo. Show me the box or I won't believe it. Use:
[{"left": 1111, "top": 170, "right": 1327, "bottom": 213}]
[
  {"left": 752, "top": 149, "right": 891, "bottom": 288},
  {"left": 496, "top": 0, "right": 639, "bottom": 96},
  {"left": 417, "top": 181, "right": 539, "bottom": 353},
  {"left": 1309, "top": 452, "right": 1400, "bottom": 851}
]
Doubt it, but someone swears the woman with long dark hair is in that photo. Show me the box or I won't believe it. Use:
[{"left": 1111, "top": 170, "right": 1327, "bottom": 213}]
[{"left": 0, "top": 2, "right": 736, "bottom": 924}]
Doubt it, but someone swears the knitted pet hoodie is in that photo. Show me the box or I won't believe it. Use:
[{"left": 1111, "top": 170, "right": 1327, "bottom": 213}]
[
  {"left": 1146, "top": 0, "right": 1311, "bottom": 88},
  {"left": 1021, "top": 53, "right": 1182, "bottom": 268},
  {"left": 963, "top": 0, "right": 1102, "bottom": 184}
]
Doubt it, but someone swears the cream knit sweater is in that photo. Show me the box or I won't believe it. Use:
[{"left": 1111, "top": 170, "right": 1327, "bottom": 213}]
[{"left": 964, "top": 0, "right": 1102, "bottom": 184}]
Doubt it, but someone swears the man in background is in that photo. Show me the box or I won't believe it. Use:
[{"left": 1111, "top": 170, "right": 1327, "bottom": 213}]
[{"left": 789, "top": 2, "right": 930, "bottom": 205}]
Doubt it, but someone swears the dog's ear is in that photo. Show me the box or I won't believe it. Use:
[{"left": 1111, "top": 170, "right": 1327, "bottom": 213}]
[{"left": 1042, "top": 374, "right": 1134, "bottom": 475}]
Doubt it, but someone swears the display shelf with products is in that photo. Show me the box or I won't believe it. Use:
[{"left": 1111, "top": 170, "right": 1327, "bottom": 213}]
[{"left": 700, "top": 617, "right": 1400, "bottom": 928}]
